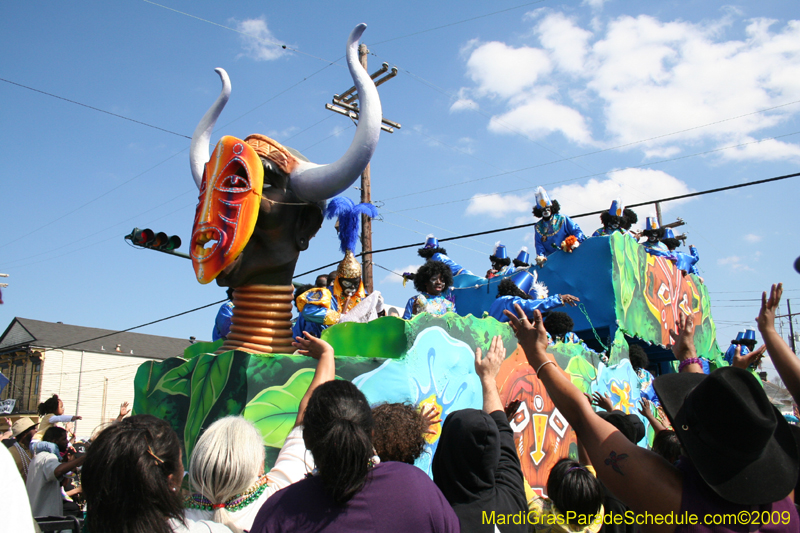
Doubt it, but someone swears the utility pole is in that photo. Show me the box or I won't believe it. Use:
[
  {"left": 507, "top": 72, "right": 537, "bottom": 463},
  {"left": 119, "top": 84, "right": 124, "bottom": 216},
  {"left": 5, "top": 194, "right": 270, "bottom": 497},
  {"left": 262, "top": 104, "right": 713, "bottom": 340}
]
[
  {"left": 359, "top": 44, "right": 374, "bottom": 293},
  {"left": 325, "top": 47, "right": 400, "bottom": 293},
  {"left": 655, "top": 202, "right": 663, "bottom": 227},
  {"left": 776, "top": 300, "right": 798, "bottom": 353},
  {"left": 788, "top": 300, "right": 797, "bottom": 353}
]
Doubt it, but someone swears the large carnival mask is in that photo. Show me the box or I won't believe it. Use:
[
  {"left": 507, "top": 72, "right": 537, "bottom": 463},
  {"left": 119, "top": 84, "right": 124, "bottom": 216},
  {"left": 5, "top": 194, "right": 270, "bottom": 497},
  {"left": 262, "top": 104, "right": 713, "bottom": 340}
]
[
  {"left": 187, "top": 24, "right": 382, "bottom": 287},
  {"left": 191, "top": 136, "right": 264, "bottom": 284}
]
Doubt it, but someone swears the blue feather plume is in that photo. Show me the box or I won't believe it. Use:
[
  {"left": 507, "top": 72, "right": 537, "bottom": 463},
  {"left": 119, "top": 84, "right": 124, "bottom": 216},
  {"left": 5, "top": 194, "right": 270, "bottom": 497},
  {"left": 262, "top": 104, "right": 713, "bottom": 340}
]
[{"left": 325, "top": 197, "right": 378, "bottom": 254}]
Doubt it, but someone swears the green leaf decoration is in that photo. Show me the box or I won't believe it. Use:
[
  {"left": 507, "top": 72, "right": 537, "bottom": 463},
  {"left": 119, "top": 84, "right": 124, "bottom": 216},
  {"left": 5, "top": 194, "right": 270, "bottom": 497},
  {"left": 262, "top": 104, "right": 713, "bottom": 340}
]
[
  {"left": 149, "top": 357, "right": 200, "bottom": 398},
  {"left": 566, "top": 355, "right": 598, "bottom": 394},
  {"left": 243, "top": 368, "right": 315, "bottom": 448},
  {"left": 184, "top": 339, "right": 223, "bottom": 360},
  {"left": 184, "top": 352, "right": 235, "bottom": 458}
]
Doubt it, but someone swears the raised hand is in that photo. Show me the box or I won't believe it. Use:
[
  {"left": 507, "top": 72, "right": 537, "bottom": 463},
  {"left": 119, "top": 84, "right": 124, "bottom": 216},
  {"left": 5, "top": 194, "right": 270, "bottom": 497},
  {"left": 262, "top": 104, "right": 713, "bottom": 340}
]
[
  {"left": 292, "top": 331, "right": 334, "bottom": 360},
  {"left": 757, "top": 283, "right": 782, "bottom": 333},
  {"left": 668, "top": 313, "right": 697, "bottom": 362},
  {"left": 419, "top": 404, "right": 442, "bottom": 435},
  {"left": 591, "top": 391, "right": 614, "bottom": 412},
  {"left": 503, "top": 305, "right": 549, "bottom": 369},
  {"left": 732, "top": 344, "right": 766, "bottom": 370},
  {"left": 474, "top": 335, "right": 506, "bottom": 381},
  {"left": 561, "top": 294, "right": 580, "bottom": 306}
]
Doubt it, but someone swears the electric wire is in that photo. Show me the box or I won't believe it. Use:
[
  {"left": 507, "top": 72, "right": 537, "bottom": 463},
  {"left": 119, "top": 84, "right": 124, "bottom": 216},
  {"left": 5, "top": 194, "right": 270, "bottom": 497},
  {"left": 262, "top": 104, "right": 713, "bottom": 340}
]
[
  {"left": 0, "top": 77, "right": 191, "bottom": 139},
  {"left": 382, "top": 131, "right": 800, "bottom": 213},
  {"left": 24, "top": 170, "right": 799, "bottom": 359}
]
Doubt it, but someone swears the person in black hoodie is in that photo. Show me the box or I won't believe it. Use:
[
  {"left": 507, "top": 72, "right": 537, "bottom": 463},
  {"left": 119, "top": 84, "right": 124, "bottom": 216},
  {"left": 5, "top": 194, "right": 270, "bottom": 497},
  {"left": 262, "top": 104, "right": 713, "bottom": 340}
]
[{"left": 433, "top": 335, "right": 528, "bottom": 532}]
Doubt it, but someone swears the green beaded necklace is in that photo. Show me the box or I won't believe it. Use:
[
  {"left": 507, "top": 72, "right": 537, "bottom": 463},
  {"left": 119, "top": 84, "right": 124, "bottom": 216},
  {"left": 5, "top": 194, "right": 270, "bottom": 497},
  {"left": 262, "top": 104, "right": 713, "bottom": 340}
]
[{"left": 185, "top": 475, "right": 270, "bottom": 513}]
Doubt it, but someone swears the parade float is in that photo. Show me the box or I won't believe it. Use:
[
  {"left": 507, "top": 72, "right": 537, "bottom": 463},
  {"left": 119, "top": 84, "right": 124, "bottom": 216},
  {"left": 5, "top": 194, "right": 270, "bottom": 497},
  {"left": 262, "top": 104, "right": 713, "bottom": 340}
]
[{"left": 133, "top": 24, "right": 723, "bottom": 497}]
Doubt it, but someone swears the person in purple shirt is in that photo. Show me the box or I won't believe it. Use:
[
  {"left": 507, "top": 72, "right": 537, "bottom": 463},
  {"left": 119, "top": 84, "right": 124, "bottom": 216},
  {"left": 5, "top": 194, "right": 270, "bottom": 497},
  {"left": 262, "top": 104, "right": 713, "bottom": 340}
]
[{"left": 250, "top": 380, "right": 459, "bottom": 533}]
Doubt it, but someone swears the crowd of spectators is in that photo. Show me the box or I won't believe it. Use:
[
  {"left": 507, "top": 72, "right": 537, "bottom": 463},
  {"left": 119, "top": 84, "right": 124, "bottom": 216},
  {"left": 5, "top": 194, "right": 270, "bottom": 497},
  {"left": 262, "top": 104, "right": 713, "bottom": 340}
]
[{"left": 4, "top": 283, "right": 799, "bottom": 532}]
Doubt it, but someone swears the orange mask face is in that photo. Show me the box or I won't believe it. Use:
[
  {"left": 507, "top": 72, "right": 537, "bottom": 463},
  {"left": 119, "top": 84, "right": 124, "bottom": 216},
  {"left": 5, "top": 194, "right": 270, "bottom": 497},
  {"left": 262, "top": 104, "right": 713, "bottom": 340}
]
[{"left": 191, "top": 136, "right": 264, "bottom": 284}]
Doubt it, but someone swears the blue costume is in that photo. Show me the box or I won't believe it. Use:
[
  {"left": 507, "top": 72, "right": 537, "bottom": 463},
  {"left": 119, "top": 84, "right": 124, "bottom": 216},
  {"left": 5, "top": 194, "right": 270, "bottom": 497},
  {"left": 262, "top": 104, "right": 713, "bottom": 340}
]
[
  {"left": 403, "top": 293, "right": 456, "bottom": 320},
  {"left": 430, "top": 252, "right": 472, "bottom": 277},
  {"left": 642, "top": 240, "right": 674, "bottom": 259},
  {"left": 534, "top": 215, "right": 586, "bottom": 257},
  {"left": 674, "top": 246, "right": 700, "bottom": 275},
  {"left": 212, "top": 301, "right": 234, "bottom": 341},
  {"left": 488, "top": 294, "right": 564, "bottom": 323},
  {"left": 292, "top": 282, "right": 367, "bottom": 339},
  {"left": 724, "top": 343, "right": 750, "bottom": 366}
]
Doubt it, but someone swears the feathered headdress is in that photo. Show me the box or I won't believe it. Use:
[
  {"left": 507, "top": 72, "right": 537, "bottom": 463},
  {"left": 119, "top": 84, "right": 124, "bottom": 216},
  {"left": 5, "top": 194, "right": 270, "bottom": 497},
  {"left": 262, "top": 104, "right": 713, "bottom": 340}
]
[{"left": 325, "top": 197, "right": 378, "bottom": 278}]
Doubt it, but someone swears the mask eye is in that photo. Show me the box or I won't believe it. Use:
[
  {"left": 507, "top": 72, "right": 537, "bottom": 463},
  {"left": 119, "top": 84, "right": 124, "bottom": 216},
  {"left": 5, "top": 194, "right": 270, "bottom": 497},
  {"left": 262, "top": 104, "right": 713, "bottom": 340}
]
[{"left": 220, "top": 174, "right": 250, "bottom": 191}]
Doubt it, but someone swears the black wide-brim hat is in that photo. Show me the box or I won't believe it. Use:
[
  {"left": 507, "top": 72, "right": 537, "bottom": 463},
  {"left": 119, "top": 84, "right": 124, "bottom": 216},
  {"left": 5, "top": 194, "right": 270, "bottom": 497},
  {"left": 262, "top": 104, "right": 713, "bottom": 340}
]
[{"left": 654, "top": 366, "right": 798, "bottom": 506}]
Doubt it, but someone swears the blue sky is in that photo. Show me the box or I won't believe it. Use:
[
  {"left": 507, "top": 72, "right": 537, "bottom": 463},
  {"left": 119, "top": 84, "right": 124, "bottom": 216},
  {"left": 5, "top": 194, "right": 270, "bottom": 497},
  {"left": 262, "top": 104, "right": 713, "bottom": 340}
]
[{"left": 1, "top": 1, "right": 798, "bottom": 378}]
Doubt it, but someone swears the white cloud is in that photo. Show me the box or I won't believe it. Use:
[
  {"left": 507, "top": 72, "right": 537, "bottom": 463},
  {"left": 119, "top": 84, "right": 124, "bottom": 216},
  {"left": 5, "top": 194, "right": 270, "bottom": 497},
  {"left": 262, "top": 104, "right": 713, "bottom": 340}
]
[
  {"left": 450, "top": 98, "right": 479, "bottom": 112},
  {"left": 235, "top": 17, "right": 287, "bottom": 61},
  {"left": 548, "top": 168, "right": 693, "bottom": 221},
  {"left": 717, "top": 255, "right": 755, "bottom": 272},
  {"left": 465, "top": 41, "right": 552, "bottom": 99},
  {"left": 582, "top": 0, "right": 608, "bottom": 10},
  {"left": 744, "top": 233, "right": 762, "bottom": 243},
  {"left": 488, "top": 94, "right": 594, "bottom": 145},
  {"left": 382, "top": 264, "right": 420, "bottom": 284},
  {"left": 536, "top": 12, "right": 592, "bottom": 74},
  {"left": 465, "top": 192, "right": 535, "bottom": 218},
  {"left": 456, "top": 12, "right": 800, "bottom": 162}
]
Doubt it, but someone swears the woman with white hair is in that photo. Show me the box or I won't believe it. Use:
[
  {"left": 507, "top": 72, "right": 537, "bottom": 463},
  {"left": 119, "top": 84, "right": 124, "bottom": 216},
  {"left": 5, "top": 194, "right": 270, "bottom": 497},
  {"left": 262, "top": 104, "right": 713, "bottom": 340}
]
[{"left": 184, "top": 332, "right": 335, "bottom": 532}]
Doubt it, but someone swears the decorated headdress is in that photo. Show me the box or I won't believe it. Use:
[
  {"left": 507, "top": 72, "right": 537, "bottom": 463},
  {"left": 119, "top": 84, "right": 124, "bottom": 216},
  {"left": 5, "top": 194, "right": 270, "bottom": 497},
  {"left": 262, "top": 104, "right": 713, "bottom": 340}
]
[
  {"left": 645, "top": 217, "right": 660, "bottom": 231},
  {"left": 509, "top": 269, "right": 549, "bottom": 299},
  {"left": 424, "top": 234, "right": 439, "bottom": 249},
  {"left": 534, "top": 187, "right": 552, "bottom": 208},
  {"left": 743, "top": 329, "right": 757, "bottom": 342},
  {"left": 609, "top": 199, "right": 623, "bottom": 217},
  {"left": 326, "top": 197, "right": 378, "bottom": 279},
  {"left": 663, "top": 228, "right": 675, "bottom": 239},
  {"left": 492, "top": 242, "right": 508, "bottom": 260},
  {"left": 734, "top": 331, "right": 745, "bottom": 342},
  {"left": 515, "top": 247, "right": 530, "bottom": 265}
]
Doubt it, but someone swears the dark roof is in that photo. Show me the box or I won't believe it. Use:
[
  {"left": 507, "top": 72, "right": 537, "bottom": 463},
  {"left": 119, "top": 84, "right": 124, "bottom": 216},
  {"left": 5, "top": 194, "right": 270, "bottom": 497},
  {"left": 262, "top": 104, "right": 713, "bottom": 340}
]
[{"left": 0, "top": 318, "right": 196, "bottom": 360}]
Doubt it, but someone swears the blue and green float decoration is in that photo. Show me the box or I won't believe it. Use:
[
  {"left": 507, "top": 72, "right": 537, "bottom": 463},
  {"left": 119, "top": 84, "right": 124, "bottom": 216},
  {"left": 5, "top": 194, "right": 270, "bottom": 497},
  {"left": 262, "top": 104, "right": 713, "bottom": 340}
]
[
  {"left": 134, "top": 24, "right": 724, "bottom": 498},
  {"left": 134, "top": 231, "right": 723, "bottom": 497}
]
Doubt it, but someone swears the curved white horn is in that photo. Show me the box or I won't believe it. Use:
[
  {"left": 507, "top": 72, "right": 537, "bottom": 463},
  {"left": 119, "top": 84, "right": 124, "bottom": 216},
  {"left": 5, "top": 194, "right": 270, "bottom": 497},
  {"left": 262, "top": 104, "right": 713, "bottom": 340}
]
[
  {"left": 189, "top": 68, "right": 231, "bottom": 189},
  {"left": 289, "top": 24, "right": 382, "bottom": 202}
]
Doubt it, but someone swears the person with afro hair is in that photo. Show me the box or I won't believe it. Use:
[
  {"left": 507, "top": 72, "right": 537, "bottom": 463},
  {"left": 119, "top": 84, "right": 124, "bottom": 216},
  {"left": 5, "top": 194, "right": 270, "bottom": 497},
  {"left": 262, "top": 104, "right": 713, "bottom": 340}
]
[
  {"left": 640, "top": 217, "right": 672, "bottom": 258},
  {"left": 628, "top": 344, "right": 659, "bottom": 405},
  {"left": 531, "top": 187, "right": 586, "bottom": 265},
  {"left": 405, "top": 235, "right": 472, "bottom": 284},
  {"left": 403, "top": 260, "right": 456, "bottom": 319},
  {"left": 372, "top": 403, "right": 440, "bottom": 465},
  {"left": 543, "top": 311, "right": 582, "bottom": 345},
  {"left": 487, "top": 275, "right": 579, "bottom": 323},
  {"left": 486, "top": 242, "right": 512, "bottom": 278},
  {"left": 592, "top": 199, "right": 639, "bottom": 239}
]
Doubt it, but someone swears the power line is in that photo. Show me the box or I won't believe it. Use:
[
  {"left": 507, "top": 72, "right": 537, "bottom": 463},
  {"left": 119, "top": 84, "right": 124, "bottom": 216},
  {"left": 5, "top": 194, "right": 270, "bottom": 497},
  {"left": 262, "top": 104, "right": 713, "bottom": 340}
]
[
  {"left": 381, "top": 131, "right": 800, "bottom": 213},
  {"left": 0, "top": 77, "right": 191, "bottom": 139},
  {"left": 52, "top": 299, "right": 226, "bottom": 351},
  {"left": 295, "top": 171, "right": 800, "bottom": 276}
]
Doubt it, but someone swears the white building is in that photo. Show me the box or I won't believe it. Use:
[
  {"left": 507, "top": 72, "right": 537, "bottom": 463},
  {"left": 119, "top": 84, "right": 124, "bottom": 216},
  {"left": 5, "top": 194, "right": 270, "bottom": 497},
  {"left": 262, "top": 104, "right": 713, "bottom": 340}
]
[{"left": 0, "top": 317, "right": 195, "bottom": 439}]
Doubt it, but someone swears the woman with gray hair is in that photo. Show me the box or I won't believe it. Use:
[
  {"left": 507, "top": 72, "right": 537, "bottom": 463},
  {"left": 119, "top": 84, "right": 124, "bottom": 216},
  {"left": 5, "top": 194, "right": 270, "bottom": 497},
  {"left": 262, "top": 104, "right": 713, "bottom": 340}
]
[{"left": 184, "top": 332, "right": 335, "bottom": 532}]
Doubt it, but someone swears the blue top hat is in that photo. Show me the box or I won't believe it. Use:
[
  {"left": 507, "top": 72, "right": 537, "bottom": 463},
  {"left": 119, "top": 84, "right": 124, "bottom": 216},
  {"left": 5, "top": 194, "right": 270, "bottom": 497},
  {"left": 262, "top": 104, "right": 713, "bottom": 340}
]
[
  {"left": 492, "top": 242, "right": 508, "bottom": 260},
  {"left": 664, "top": 228, "right": 675, "bottom": 239},
  {"left": 645, "top": 217, "right": 660, "bottom": 231},
  {"left": 735, "top": 331, "right": 745, "bottom": 342},
  {"left": 534, "top": 187, "right": 552, "bottom": 208},
  {"left": 609, "top": 199, "right": 623, "bottom": 217},
  {"left": 742, "top": 329, "right": 757, "bottom": 342},
  {"left": 509, "top": 270, "right": 534, "bottom": 295},
  {"left": 515, "top": 247, "right": 530, "bottom": 265},
  {"left": 424, "top": 234, "right": 438, "bottom": 249}
]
